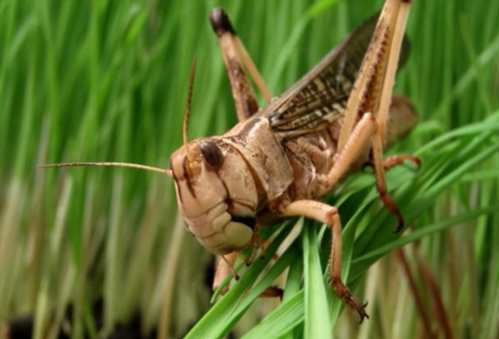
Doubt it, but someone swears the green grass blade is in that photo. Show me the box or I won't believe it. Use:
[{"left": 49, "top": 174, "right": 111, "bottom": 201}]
[
  {"left": 242, "top": 291, "right": 305, "bottom": 339},
  {"left": 185, "top": 224, "right": 293, "bottom": 339},
  {"left": 302, "top": 221, "right": 332, "bottom": 338}
]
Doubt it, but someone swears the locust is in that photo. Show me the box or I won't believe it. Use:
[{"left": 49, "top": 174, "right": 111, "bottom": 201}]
[{"left": 43, "top": 0, "right": 420, "bottom": 321}]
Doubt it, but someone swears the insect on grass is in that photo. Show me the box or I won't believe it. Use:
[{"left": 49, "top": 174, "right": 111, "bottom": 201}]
[{"left": 42, "top": 0, "right": 419, "bottom": 321}]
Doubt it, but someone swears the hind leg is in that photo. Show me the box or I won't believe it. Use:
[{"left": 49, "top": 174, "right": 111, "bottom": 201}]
[
  {"left": 336, "top": 0, "right": 413, "bottom": 231},
  {"left": 209, "top": 8, "right": 271, "bottom": 122}
]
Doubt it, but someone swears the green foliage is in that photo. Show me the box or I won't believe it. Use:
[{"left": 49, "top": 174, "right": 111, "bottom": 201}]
[{"left": 0, "top": 0, "right": 498, "bottom": 338}]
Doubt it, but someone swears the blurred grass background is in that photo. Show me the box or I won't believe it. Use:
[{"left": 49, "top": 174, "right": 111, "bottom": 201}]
[{"left": 0, "top": 0, "right": 498, "bottom": 338}]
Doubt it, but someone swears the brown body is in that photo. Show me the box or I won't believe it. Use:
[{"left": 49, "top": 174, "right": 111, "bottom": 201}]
[
  {"left": 171, "top": 0, "right": 417, "bottom": 321},
  {"left": 45, "top": 0, "right": 417, "bottom": 321},
  {"left": 170, "top": 96, "right": 416, "bottom": 255}
]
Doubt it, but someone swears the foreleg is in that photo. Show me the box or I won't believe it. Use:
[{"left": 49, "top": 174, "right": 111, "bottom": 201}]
[{"left": 282, "top": 200, "right": 368, "bottom": 322}]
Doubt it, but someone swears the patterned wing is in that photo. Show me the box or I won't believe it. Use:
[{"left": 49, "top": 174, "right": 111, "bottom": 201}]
[{"left": 263, "top": 15, "right": 409, "bottom": 139}]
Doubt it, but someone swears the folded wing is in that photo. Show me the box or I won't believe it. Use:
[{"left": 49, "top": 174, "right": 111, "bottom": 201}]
[{"left": 263, "top": 14, "right": 409, "bottom": 140}]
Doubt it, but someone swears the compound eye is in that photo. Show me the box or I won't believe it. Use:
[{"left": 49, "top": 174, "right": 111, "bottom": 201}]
[{"left": 200, "top": 141, "right": 224, "bottom": 171}]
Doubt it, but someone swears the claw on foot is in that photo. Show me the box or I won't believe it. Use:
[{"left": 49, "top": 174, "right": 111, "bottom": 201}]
[
  {"left": 332, "top": 278, "right": 370, "bottom": 322},
  {"left": 394, "top": 212, "right": 405, "bottom": 233},
  {"left": 357, "top": 302, "right": 370, "bottom": 323}
]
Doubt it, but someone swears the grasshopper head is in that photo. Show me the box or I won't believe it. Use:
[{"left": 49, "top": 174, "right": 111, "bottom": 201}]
[{"left": 170, "top": 138, "right": 259, "bottom": 254}]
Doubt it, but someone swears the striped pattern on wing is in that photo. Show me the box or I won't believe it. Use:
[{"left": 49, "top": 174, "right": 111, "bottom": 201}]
[{"left": 263, "top": 14, "right": 409, "bottom": 139}]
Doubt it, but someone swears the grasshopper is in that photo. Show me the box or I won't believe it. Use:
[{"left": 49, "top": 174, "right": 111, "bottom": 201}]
[{"left": 43, "top": 0, "right": 419, "bottom": 321}]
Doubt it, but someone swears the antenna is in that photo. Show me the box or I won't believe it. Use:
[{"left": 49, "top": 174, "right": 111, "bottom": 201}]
[
  {"left": 40, "top": 162, "right": 172, "bottom": 176},
  {"left": 183, "top": 59, "right": 197, "bottom": 147},
  {"left": 40, "top": 60, "right": 200, "bottom": 178}
]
